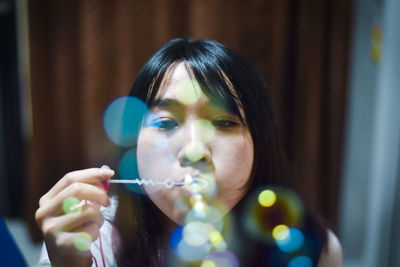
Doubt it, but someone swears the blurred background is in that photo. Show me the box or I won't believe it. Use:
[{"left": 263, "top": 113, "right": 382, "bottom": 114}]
[{"left": 0, "top": 0, "right": 398, "bottom": 266}]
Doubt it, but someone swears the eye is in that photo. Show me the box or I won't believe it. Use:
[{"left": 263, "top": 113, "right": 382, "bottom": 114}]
[
  {"left": 156, "top": 118, "right": 179, "bottom": 130},
  {"left": 213, "top": 119, "right": 239, "bottom": 128}
]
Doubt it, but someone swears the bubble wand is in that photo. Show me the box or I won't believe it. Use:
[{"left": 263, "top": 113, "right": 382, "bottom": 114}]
[{"left": 107, "top": 174, "right": 208, "bottom": 189}]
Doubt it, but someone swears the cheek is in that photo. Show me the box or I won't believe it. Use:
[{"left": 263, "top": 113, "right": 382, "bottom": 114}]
[
  {"left": 136, "top": 130, "right": 175, "bottom": 179},
  {"left": 212, "top": 135, "right": 254, "bottom": 203}
]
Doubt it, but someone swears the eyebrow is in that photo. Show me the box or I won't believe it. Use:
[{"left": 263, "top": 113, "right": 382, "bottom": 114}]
[
  {"left": 153, "top": 98, "right": 183, "bottom": 108},
  {"left": 152, "top": 97, "right": 235, "bottom": 116}
]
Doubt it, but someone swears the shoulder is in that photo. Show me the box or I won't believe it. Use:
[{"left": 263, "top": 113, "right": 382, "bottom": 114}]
[{"left": 317, "top": 229, "right": 342, "bottom": 267}]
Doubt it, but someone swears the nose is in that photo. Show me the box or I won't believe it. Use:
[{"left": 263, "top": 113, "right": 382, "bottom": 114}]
[{"left": 177, "top": 120, "right": 212, "bottom": 166}]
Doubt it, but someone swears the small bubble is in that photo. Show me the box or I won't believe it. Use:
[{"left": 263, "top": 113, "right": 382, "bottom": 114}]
[
  {"left": 73, "top": 232, "right": 92, "bottom": 251},
  {"left": 62, "top": 197, "right": 82, "bottom": 215}
]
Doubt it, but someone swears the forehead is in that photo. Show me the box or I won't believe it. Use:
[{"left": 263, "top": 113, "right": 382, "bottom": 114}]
[{"left": 156, "top": 62, "right": 195, "bottom": 99}]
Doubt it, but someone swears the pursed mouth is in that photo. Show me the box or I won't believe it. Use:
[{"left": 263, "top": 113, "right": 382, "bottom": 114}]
[{"left": 177, "top": 174, "right": 209, "bottom": 195}]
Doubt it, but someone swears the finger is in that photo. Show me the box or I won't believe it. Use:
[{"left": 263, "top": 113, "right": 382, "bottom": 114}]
[
  {"left": 41, "top": 167, "right": 114, "bottom": 205},
  {"left": 41, "top": 202, "right": 99, "bottom": 233},
  {"left": 62, "top": 203, "right": 103, "bottom": 233},
  {"left": 53, "top": 231, "right": 94, "bottom": 254},
  {"left": 36, "top": 182, "right": 110, "bottom": 223}
]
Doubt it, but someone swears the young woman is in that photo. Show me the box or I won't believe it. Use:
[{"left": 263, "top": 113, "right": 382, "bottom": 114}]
[{"left": 36, "top": 38, "right": 342, "bottom": 266}]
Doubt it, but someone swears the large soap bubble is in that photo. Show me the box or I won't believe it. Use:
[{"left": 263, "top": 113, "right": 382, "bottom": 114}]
[{"left": 103, "top": 96, "right": 148, "bottom": 147}]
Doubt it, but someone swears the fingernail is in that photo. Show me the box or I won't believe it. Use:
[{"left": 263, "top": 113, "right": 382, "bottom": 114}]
[
  {"left": 102, "top": 180, "right": 110, "bottom": 192},
  {"left": 99, "top": 168, "right": 114, "bottom": 176},
  {"left": 101, "top": 165, "right": 111, "bottom": 169}
]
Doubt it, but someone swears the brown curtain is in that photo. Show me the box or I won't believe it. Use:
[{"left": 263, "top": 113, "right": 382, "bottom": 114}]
[{"left": 25, "top": 0, "right": 352, "bottom": 241}]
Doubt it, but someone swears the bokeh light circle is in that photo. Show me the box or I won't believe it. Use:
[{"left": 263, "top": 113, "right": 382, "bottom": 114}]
[
  {"left": 185, "top": 142, "right": 205, "bottom": 161},
  {"left": 208, "top": 230, "right": 227, "bottom": 251},
  {"left": 73, "top": 232, "right": 92, "bottom": 251},
  {"left": 103, "top": 96, "right": 148, "bottom": 147},
  {"left": 176, "top": 238, "right": 212, "bottom": 262},
  {"left": 176, "top": 79, "right": 202, "bottom": 105},
  {"left": 272, "top": 224, "right": 289, "bottom": 241},
  {"left": 288, "top": 255, "right": 313, "bottom": 267},
  {"left": 183, "top": 221, "right": 211, "bottom": 246},
  {"left": 242, "top": 187, "right": 304, "bottom": 243},
  {"left": 276, "top": 228, "right": 305, "bottom": 253},
  {"left": 62, "top": 197, "right": 82, "bottom": 216},
  {"left": 118, "top": 148, "right": 143, "bottom": 194},
  {"left": 201, "top": 261, "right": 216, "bottom": 267},
  {"left": 185, "top": 206, "right": 223, "bottom": 232},
  {"left": 258, "top": 189, "right": 277, "bottom": 207},
  {"left": 203, "top": 251, "right": 239, "bottom": 267},
  {"left": 194, "top": 119, "right": 215, "bottom": 143}
]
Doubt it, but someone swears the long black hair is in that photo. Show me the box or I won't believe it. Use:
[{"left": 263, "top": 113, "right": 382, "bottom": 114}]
[{"left": 113, "top": 38, "right": 328, "bottom": 266}]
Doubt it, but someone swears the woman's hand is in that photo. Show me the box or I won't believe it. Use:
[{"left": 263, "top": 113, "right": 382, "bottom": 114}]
[{"left": 35, "top": 166, "right": 114, "bottom": 267}]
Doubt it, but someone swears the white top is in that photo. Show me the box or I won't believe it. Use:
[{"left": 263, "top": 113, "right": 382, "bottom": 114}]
[{"left": 37, "top": 197, "right": 119, "bottom": 267}]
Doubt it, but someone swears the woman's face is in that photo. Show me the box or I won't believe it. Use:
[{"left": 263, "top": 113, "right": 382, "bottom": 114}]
[{"left": 136, "top": 63, "right": 254, "bottom": 225}]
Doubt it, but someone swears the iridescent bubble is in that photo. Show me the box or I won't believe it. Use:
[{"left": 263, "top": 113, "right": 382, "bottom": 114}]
[
  {"left": 288, "top": 255, "right": 313, "bottom": 267},
  {"left": 73, "top": 232, "right": 92, "bottom": 251},
  {"left": 242, "top": 187, "right": 304, "bottom": 243},
  {"left": 203, "top": 251, "right": 239, "bottom": 267},
  {"left": 176, "top": 79, "right": 202, "bottom": 105},
  {"left": 62, "top": 197, "right": 82, "bottom": 216},
  {"left": 103, "top": 96, "right": 148, "bottom": 147},
  {"left": 258, "top": 189, "right": 276, "bottom": 207},
  {"left": 185, "top": 142, "right": 205, "bottom": 162},
  {"left": 118, "top": 148, "right": 143, "bottom": 194},
  {"left": 183, "top": 221, "right": 211, "bottom": 246},
  {"left": 276, "top": 228, "right": 305, "bottom": 253}
]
